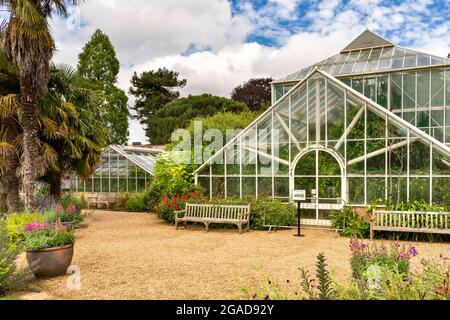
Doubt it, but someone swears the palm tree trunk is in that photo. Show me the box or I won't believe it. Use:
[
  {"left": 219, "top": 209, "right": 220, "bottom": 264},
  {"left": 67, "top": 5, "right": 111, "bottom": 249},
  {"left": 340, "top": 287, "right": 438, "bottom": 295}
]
[
  {"left": 21, "top": 82, "right": 39, "bottom": 212},
  {"left": 4, "top": 117, "right": 21, "bottom": 212}
]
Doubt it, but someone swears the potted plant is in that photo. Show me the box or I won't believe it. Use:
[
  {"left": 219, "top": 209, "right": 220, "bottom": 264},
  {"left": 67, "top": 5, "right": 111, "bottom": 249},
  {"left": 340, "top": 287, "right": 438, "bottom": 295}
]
[
  {"left": 47, "top": 204, "right": 83, "bottom": 231},
  {"left": 24, "top": 223, "right": 75, "bottom": 277}
]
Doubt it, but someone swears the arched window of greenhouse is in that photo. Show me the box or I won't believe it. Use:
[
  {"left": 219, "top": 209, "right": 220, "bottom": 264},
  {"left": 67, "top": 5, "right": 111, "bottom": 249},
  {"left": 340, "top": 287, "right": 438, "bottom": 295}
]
[
  {"left": 195, "top": 30, "right": 450, "bottom": 226},
  {"left": 70, "top": 145, "right": 163, "bottom": 193}
]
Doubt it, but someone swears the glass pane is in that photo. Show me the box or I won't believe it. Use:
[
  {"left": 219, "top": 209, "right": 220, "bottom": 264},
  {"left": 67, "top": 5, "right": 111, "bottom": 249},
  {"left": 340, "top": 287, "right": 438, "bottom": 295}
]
[
  {"left": 403, "top": 72, "right": 415, "bottom": 110},
  {"left": 409, "top": 177, "right": 430, "bottom": 203},
  {"left": 295, "top": 152, "right": 315, "bottom": 175},
  {"left": 431, "top": 68, "right": 444, "bottom": 107},
  {"left": 318, "top": 152, "right": 340, "bottom": 175},
  {"left": 227, "top": 177, "right": 240, "bottom": 198},
  {"left": 242, "top": 177, "right": 256, "bottom": 198},
  {"left": 212, "top": 177, "right": 225, "bottom": 198},
  {"left": 348, "top": 178, "right": 364, "bottom": 204},
  {"left": 390, "top": 73, "right": 402, "bottom": 110},
  {"left": 417, "top": 70, "right": 430, "bottom": 108},
  {"left": 377, "top": 76, "right": 388, "bottom": 108},
  {"left": 258, "top": 177, "right": 272, "bottom": 198},
  {"left": 274, "top": 177, "right": 289, "bottom": 197},
  {"left": 432, "top": 177, "right": 450, "bottom": 207},
  {"left": 367, "top": 177, "right": 386, "bottom": 204}
]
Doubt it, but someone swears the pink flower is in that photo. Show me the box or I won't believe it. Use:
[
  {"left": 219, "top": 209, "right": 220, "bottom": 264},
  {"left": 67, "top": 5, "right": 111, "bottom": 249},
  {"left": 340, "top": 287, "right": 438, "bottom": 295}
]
[
  {"left": 67, "top": 204, "right": 77, "bottom": 213},
  {"left": 24, "top": 222, "right": 48, "bottom": 232}
]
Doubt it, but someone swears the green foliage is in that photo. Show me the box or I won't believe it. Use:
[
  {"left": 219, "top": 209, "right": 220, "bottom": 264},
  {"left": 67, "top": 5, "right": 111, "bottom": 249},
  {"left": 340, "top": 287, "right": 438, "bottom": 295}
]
[
  {"left": 386, "top": 200, "right": 445, "bottom": 212},
  {"left": 299, "top": 253, "right": 336, "bottom": 300},
  {"left": 129, "top": 68, "right": 187, "bottom": 143},
  {"left": 329, "top": 207, "right": 370, "bottom": 238},
  {"left": 25, "top": 229, "right": 75, "bottom": 252},
  {"left": 145, "top": 152, "right": 199, "bottom": 210},
  {"left": 46, "top": 211, "right": 83, "bottom": 224},
  {"left": 59, "top": 193, "right": 87, "bottom": 214},
  {"left": 336, "top": 256, "right": 450, "bottom": 300},
  {"left": 316, "top": 253, "right": 337, "bottom": 300},
  {"left": 126, "top": 193, "right": 148, "bottom": 212},
  {"left": 148, "top": 94, "right": 249, "bottom": 144},
  {"left": 0, "top": 220, "right": 24, "bottom": 296},
  {"left": 5, "top": 213, "right": 47, "bottom": 243},
  {"left": 77, "top": 29, "right": 129, "bottom": 144},
  {"left": 249, "top": 199, "right": 296, "bottom": 229}
]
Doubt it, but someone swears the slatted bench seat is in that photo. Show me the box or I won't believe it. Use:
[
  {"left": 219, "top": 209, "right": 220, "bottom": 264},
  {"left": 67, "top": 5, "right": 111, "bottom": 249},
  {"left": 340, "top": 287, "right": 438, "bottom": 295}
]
[
  {"left": 175, "top": 203, "right": 251, "bottom": 234},
  {"left": 87, "top": 192, "right": 116, "bottom": 209},
  {"left": 370, "top": 210, "right": 450, "bottom": 240}
]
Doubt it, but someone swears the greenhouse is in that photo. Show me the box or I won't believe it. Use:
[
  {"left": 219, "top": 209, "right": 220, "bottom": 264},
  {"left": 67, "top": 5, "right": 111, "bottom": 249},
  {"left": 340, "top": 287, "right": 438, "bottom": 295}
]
[
  {"left": 70, "top": 145, "right": 162, "bottom": 193},
  {"left": 194, "top": 30, "right": 450, "bottom": 225}
]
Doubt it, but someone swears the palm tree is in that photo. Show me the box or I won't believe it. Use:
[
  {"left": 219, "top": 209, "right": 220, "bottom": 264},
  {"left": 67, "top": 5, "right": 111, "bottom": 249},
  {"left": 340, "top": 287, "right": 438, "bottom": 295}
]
[
  {"left": 0, "top": 62, "right": 107, "bottom": 210},
  {"left": 0, "top": 0, "right": 72, "bottom": 211},
  {"left": 0, "top": 48, "right": 21, "bottom": 212},
  {"left": 37, "top": 64, "right": 107, "bottom": 198}
]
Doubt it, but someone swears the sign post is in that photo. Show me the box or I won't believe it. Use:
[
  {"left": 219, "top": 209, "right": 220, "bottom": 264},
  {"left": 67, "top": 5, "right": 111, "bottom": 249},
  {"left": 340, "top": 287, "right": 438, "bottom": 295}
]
[{"left": 291, "top": 190, "right": 306, "bottom": 238}]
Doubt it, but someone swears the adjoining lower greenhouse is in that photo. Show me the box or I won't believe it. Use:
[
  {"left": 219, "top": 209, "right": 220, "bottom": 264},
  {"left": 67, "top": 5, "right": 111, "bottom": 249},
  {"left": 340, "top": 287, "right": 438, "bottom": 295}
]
[
  {"left": 70, "top": 145, "right": 163, "bottom": 193},
  {"left": 194, "top": 30, "right": 450, "bottom": 226}
]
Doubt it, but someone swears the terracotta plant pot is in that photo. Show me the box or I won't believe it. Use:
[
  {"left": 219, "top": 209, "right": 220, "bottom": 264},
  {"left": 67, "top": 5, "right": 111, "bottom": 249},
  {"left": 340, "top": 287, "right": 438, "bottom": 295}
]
[{"left": 26, "top": 245, "right": 74, "bottom": 278}]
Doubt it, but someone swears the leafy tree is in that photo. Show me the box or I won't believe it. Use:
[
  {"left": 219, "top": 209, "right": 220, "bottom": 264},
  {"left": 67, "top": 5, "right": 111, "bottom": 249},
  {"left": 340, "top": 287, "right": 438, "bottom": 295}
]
[
  {"left": 148, "top": 94, "right": 248, "bottom": 144},
  {"left": 77, "top": 29, "right": 129, "bottom": 145},
  {"left": 1, "top": 0, "right": 73, "bottom": 211},
  {"left": 231, "top": 78, "right": 273, "bottom": 112},
  {"left": 129, "top": 68, "right": 187, "bottom": 141}
]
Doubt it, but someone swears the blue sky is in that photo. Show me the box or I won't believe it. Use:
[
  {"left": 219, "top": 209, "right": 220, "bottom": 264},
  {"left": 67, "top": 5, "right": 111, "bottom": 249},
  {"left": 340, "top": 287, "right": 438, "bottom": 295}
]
[{"left": 1, "top": 0, "right": 449, "bottom": 143}]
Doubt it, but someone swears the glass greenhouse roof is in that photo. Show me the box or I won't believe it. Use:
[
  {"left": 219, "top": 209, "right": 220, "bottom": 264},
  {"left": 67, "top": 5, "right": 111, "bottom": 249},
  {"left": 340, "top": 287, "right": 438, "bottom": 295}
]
[
  {"left": 106, "top": 145, "right": 163, "bottom": 175},
  {"left": 276, "top": 30, "right": 450, "bottom": 83},
  {"left": 195, "top": 68, "right": 450, "bottom": 176}
]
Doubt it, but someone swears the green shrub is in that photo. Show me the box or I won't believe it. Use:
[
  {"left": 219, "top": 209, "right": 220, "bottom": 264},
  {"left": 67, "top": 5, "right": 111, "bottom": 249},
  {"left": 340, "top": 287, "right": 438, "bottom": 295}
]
[
  {"left": 25, "top": 229, "right": 75, "bottom": 252},
  {"left": 59, "top": 193, "right": 87, "bottom": 214},
  {"left": 5, "top": 213, "right": 47, "bottom": 243},
  {"left": 127, "top": 193, "right": 148, "bottom": 212},
  {"left": 116, "top": 193, "right": 129, "bottom": 209},
  {"left": 329, "top": 207, "right": 370, "bottom": 238},
  {"left": 0, "top": 220, "right": 26, "bottom": 296},
  {"left": 145, "top": 152, "right": 199, "bottom": 210},
  {"left": 250, "top": 199, "right": 296, "bottom": 229}
]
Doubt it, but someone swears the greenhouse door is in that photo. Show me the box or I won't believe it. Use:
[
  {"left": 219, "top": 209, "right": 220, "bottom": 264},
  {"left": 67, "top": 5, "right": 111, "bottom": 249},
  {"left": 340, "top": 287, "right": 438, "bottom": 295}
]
[{"left": 292, "top": 149, "right": 345, "bottom": 226}]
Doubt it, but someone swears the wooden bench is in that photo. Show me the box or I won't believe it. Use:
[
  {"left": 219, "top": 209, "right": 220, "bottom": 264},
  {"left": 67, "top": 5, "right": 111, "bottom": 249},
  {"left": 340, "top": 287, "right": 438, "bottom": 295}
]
[
  {"left": 370, "top": 210, "right": 450, "bottom": 240},
  {"left": 175, "top": 203, "right": 251, "bottom": 233},
  {"left": 87, "top": 192, "right": 116, "bottom": 209}
]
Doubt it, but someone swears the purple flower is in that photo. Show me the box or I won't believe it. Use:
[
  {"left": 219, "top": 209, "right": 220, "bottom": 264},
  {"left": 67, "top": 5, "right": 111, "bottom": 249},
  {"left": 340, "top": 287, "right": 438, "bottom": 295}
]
[{"left": 410, "top": 246, "right": 418, "bottom": 257}]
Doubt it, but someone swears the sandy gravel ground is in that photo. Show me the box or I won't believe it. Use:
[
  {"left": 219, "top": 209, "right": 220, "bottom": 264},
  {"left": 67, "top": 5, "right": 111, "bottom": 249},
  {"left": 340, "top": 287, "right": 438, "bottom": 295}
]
[{"left": 17, "top": 210, "right": 450, "bottom": 300}]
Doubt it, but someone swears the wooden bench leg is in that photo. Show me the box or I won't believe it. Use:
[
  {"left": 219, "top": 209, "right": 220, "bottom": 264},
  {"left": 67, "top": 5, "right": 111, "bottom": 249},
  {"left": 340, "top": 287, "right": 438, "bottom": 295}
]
[
  {"left": 175, "top": 219, "right": 179, "bottom": 230},
  {"left": 238, "top": 224, "right": 242, "bottom": 234},
  {"left": 370, "top": 225, "right": 374, "bottom": 240},
  {"left": 205, "top": 223, "right": 209, "bottom": 232},
  {"left": 247, "top": 222, "right": 250, "bottom": 232}
]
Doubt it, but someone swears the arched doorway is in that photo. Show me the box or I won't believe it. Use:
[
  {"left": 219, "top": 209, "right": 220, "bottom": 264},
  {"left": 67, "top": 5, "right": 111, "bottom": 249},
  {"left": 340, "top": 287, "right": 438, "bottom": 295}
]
[{"left": 290, "top": 147, "right": 346, "bottom": 226}]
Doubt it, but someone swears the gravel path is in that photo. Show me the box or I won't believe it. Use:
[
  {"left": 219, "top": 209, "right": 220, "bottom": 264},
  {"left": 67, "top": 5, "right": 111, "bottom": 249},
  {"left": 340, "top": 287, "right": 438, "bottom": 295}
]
[{"left": 21, "top": 210, "right": 450, "bottom": 300}]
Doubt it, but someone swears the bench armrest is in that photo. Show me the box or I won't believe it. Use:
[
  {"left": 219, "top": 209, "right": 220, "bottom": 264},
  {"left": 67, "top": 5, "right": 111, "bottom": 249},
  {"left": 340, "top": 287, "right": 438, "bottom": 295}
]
[{"left": 174, "top": 210, "right": 186, "bottom": 218}]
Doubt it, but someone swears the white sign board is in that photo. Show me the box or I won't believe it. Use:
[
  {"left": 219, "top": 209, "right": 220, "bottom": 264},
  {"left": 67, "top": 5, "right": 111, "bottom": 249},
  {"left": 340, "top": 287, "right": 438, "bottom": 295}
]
[{"left": 291, "top": 190, "right": 306, "bottom": 201}]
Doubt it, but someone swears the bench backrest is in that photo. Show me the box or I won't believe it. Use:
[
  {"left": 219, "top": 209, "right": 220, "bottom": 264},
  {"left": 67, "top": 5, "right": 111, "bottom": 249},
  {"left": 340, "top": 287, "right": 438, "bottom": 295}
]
[
  {"left": 185, "top": 203, "right": 250, "bottom": 220},
  {"left": 372, "top": 210, "right": 450, "bottom": 232},
  {"left": 97, "top": 193, "right": 116, "bottom": 202}
]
